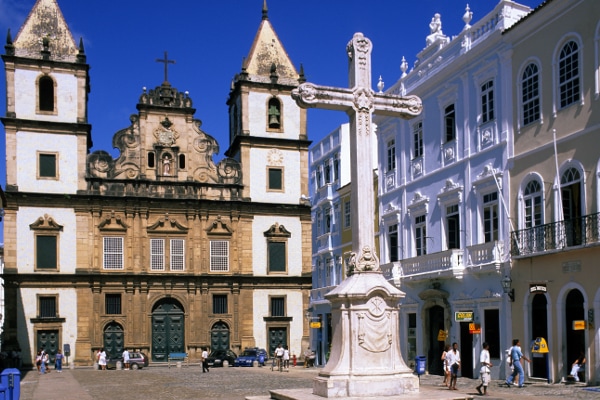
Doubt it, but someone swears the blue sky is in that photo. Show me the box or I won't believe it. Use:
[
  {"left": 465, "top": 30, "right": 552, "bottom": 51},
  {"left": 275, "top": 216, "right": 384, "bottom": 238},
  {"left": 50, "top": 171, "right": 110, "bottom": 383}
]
[{"left": 0, "top": 0, "right": 541, "bottom": 244}]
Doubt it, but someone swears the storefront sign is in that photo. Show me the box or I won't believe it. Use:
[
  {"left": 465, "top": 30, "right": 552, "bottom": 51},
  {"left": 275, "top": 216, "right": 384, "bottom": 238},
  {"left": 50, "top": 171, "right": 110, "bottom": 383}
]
[
  {"left": 469, "top": 323, "right": 481, "bottom": 334},
  {"left": 437, "top": 329, "right": 447, "bottom": 341},
  {"left": 531, "top": 337, "right": 549, "bottom": 353},
  {"left": 572, "top": 320, "right": 586, "bottom": 330},
  {"left": 310, "top": 321, "right": 322, "bottom": 329},
  {"left": 529, "top": 284, "right": 547, "bottom": 293},
  {"left": 454, "top": 311, "right": 473, "bottom": 322}
]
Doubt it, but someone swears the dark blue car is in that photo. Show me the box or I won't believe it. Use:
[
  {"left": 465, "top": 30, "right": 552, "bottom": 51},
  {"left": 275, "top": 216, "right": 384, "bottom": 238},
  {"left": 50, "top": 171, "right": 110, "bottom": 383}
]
[{"left": 234, "top": 348, "right": 268, "bottom": 367}]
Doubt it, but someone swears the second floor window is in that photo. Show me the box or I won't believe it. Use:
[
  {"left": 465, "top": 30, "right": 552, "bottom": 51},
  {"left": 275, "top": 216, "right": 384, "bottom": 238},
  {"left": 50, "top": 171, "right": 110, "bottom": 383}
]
[
  {"left": 271, "top": 297, "right": 285, "bottom": 317},
  {"left": 481, "top": 80, "right": 494, "bottom": 123},
  {"left": 210, "top": 240, "right": 229, "bottom": 272},
  {"left": 103, "top": 237, "right": 124, "bottom": 270},
  {"left": 39, "top": 75, "right": 54, "bottom": 112},
  {"left": 444, "top": 104, "right": 456, "bottom": 142},
  {"left": 559, "top": 40, "right": 580, "bottom": 109},
  {"left": 39, "top": 153, "right": 57, "bottom": 178},
  {"left": 415, "top": 215, "right": 427, "bottom": 256},
  {"left": 324, "top": 208, "right": 332, "bottom": 233},
  {"left": 105, "top": 294, "right": 122, "bottom": 315},
  {"left": 523, "top": 180, "right": 542, "bottom": 228},
  {"left": 522, "top": 63, "right": 540, "bottom": 126},
  {"left": 213, "top": 294, "right": 228, "bottom": 314},
  {"left": 39, "top": 296, "right": 57, "bottom": 318},
  {"left": 343, "top": 200, "right": 351, "bottom": 229},
  {"left": 268, "top": 167, "right": 283, "bottom": 191},
  {"left": 483, "top": 192, "right": 499, "bottom": 242},
  {"left": 387, "top": 140, "right": 396, "bottom": 171},
  {"left": 413, "top": 121, "right": 423, "bottom": 159},
  {"left": 446, "top": 204, "right": 460, "bottom": 249},
  {"left": 389, "top": 224, "right": 399, "bottom": 262}
]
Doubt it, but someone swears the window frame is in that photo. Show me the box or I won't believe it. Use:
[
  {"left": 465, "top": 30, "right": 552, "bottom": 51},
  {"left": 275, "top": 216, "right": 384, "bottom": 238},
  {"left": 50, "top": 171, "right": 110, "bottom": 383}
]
[
  {"left": 446, "top": 204, "right": 461, "bottom": 250},
  {"left": 266, "top": 97, "right": 283, "bottom": 132},
  {"left": 38, "top": 152, "right": 58, "bottom": 179},
  {"left": 38, "top": 295, "right": 58, "bottom": 319},
  {"left": 267, "top": 167, "right": 284, "bottom": 192},
  {"left": 37, "top": 74, "right": 56, "bottom": 115},
  {"left": 558, "top": 40, "right": 581, "bottom": 109},
  {"left": 35, "top": 233, "right": 59, "bottom": 270},
  {"left": 105, "top": 293, "right": 122, "bottom": 315},
  {"left": 267, "top": 240, "right": 287, "bottom": 274},
  {"left": 481, "top": 80, "right": 495, "bottom": 124},
  {"left": 444, "top": 104, "right": 456, "bottom": 143},
  {"left": 483, "top": 191, "right": 499, "bottom": 243},
  {"left": 414, "top": 214, "right": 427, "bottom": 256},
  {"left": 212, "top": 294, "right": 229, "bottom": 314},
  {"left": 387, "top": 139, "right": 396, "bottom": 171},
  {"left": 210, "top": 240, "right": 230, "bottom": 272},
  {"left": 412, "top": 121, "right": 423, "bottom": 159},
  {"left": 521, "top": 63, "right": 541, "bottom": 126},
  {"left": 270, "top": 296, "right": 286, "bottom": 317},
  {"left": 389, "top": 224, "right": 399, "bottom": 262},
  {"left": 103, "top": 236, "right": 124, "bottom": 270},
  {"left": 343, "top": 200, "right": 351, "bottom": 229}
]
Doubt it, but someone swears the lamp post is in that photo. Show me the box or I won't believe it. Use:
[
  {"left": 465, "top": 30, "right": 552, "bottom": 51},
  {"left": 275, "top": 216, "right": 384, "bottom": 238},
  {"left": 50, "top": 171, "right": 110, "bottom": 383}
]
[{"left": 502, "top": 276, "right": 515, "bottom": 302}]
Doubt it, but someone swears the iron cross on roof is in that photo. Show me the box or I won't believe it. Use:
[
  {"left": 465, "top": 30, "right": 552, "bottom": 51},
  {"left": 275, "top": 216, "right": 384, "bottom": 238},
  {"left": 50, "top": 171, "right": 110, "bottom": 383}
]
[{"left": 156, "top": 51, "right": 175, "bottom": 84}]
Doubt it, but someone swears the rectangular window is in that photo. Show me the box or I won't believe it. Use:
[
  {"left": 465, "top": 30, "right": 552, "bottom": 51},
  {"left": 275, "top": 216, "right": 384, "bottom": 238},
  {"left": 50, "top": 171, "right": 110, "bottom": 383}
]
[
  {"left": 522, "top": 64, "right": 540, "bottom": 126},
  {"left": 524, "top": 196, "right": 543, "bottom": 228},
  {"left": 446, "top": 204, "right": 460, "bottom": 249},
  {"left": 170, "top": 239, "right": 185, "bottom": 271},
  {"left": 210, "top": 240, "right": 230, "bottom": 272},
  {"left": 559, "top": 41, "right": 580, "bottom": 108},
  {"left": 415, "top": 215, "right": 427, "bottom": 256},
  {"left": 268, "top": 167, "right": 283, "bottom": 191},
  {"left": 103, "top": 237, "right": 124, "bottom": 270},
  {"left": 343, "top": 200, "right": 351, "bottom": 229},
  {"left": 150, "top": 238, "right": 165, "bottom": 271},
  {"left": 389, "top": 224, "right": 399, "bottom": 262},
  {"left": 387, "top": 140, "right": 396, "bottom": 171},
  {"left": 407, "top": 313, "right": 417, "bottom": 362},
  {"left": 36, "top": 235, "right": 57, "bottom": 269},
  {"left": 445, "top": 104, "right": 456, "bottom": 142},
  {"left": 324, "top": 161, "right": 331, "bottom": 184},
  {"left": 481, "top": 80, "right": 495, "bottom": 123},
  {"left": 483, "top": 192, "right": 499, "bottom": 242},
  {"left": 38, "top": 153, "right": 57, "bottom": 178},
  {"left": 39, "top": 296, "right": 57, "bottom": 318},
  {"left": 271, "top": 297, "right": 285, "bottom": 317},
  {"left": 333, "top": 155, "right": 339, "bottom": 181},
  {"left": 213, "top": 294, "right": 228, "bottom": 314},
  {"left": 105, "top": 294, "right": 122, "bottom": 315},
  {"left": 268, "top": 241, "right": 286, "bottom": 273},
  {"left": 324, "top": 208, "right": 332, "bottom": 233},
  {"left": 413, "top": 122, "right": 423, "bottom": 158}
]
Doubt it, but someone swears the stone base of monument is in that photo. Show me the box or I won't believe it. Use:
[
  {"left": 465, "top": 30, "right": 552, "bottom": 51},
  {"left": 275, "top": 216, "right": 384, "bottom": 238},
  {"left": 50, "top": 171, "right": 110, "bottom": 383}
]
[{"left": 313, "top": 371, "right": 418, "bottom": 397}]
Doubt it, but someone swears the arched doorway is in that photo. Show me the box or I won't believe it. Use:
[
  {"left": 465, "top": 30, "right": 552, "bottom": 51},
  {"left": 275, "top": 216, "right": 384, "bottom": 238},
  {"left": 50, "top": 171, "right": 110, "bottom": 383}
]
[
  {"left": 211, "top": 321, "right": 230, "bottom": 351},
  {"left": 152, "top": 298, "right": 185, "bottom": 362},
  {"left": 427, "top": 305, "right": 445, "bottom": 376},
  {"left": 530, "top": 293, "right": 548, "bottom": 379},
  {"left": 565, "top": 289, "right": 585, "bottom": 381},
  {"left": 104, "top": 322, "right": 124, "bottom": 359}
]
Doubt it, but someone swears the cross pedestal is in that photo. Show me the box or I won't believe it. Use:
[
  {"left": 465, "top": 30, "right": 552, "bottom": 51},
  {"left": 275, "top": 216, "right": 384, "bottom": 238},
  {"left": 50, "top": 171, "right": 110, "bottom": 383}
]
[{"left": 292, "top": 33, "right": 422, "bottom": 398}]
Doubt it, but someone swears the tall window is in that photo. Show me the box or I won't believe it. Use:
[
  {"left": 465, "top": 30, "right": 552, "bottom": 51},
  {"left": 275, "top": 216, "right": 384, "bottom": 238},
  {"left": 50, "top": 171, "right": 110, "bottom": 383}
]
[
  {"left": 170, "top": 239, "right": 185, "bottom": 271},
  {"left": 271, "top": 297, "right": 285, "bottom": 317},
  {"left": 103, "top": 237, "right": 124, "bottom": 270},
  {"left": 413, "top": 121, "right": 423, "bottom": 158},
  {"left": 415, "top": 215, "right": 427, "bottom": 256},
  {"left": 387, "top": 140, "right": 396, "bottom": 171},
  {"left": 522, "top": 63, "right": 540, "bottom": 125},
  {"left": 39, "top": 296, "right": 57, "bottom": 318},
  {"left": 481, "top": 80, "right": 495, "bottom": 123},
  {"left": 150, "top": 239, "right": 165, "bottom": 270},
  {"left": 324, "top": 161, "right": 331, "bottom": 184},
  {"left": 523, "top": 180, "right": 542, "bottom": 228},
  {"left": 333, "top": 155, "right": 339, "bottom": 181},
  {"left": 36, "top": 235, "right": 57, "bottom": 269},
  {"left": 105, "top": 294, "right": 122, "bottom": 315},
  {"left": 483, "top": 192, "right": 499, "bottom": 242},
  {"left": 444, "top": 104, "right": 456, "bottom": 142},
  {"left": 559, "top": 41, "right": 580, "bottom": 108},
  {"left": 39, "top": 153, "right": 57, "bottom": 178},
  {"left": 343, "top": 200, "right": 351, "bottom": 229},
  {"left": 210, "top": 240, "right": 229, "bottom": 272},
  {"left": 268, "top": 167, "right": 283, "bottom": 191},
  {"left": 324, "top": 208, "right": 332, "bottom": 233},
  {"left": 213, "top": 294, "right": 228, "bottom": 314},
  {"left": 389, "top": 224, "right": 399, "bottom": 262},
  {"left": 446, "top": 204, "right": 460, "bottom": 249},
  {"left": 268, "top": 241, "right": 286, "bottom": 273},
  {"left": 39, "top": 75, "right": 54, "bottom": 112}
]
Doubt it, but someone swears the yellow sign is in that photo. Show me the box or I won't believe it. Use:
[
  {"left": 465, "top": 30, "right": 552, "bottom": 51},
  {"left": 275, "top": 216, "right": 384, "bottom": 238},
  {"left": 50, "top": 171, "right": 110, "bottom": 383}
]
[
  {"left": 310, "top": 322, "right": 322, "bottom": 329},
  {"left": 455, "top": 311, "right": 473, "bottom": 322},
  {"left": 437, "top": 329, "right": 447, "bottom": 341},
  {"left": 573, "top": 320, "right": 586, "bottom": 330},
  {"left": 531, "top": 337, "right": 549, "bottom": 353},
  {"left": 469, "top": 323, "right": 481, "bottom": 334}
]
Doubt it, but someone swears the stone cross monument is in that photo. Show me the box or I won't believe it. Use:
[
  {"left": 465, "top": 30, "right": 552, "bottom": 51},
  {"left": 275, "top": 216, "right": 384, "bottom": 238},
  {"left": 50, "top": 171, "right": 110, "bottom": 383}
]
[{"left": 292, "top": 33, "right": 423, "bottom": 398}]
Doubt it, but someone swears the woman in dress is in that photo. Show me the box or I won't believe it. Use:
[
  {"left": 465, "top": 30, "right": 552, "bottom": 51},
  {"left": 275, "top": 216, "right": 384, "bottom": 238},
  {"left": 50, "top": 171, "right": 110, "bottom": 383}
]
[
  {"left": 98, "top": 348, "right": 107, "bottom": 370},
  {"left": 441, "top": 344, "right": 451, "bottom": 387}
]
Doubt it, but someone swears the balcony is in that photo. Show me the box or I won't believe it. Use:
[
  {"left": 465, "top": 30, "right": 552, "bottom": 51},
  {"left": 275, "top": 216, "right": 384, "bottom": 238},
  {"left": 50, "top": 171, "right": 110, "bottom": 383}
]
[
  {"left": 465, "top": 240, "right": 504, "bottom": 273},
  {"left": 394, "top": 249, "right": 465, "bottom": 283},
  {"left": 511, "top": 212, "right": 600, "bottom": 257},
  {"left": 310, "top": 285, "right": 337, "bottom": 304}
]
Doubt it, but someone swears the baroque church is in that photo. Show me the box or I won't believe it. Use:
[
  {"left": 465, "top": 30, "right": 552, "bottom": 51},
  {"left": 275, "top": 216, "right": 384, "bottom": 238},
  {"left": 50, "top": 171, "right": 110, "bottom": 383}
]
[{"left": 1, "top": 0, "right": 312, "bottom": 366}]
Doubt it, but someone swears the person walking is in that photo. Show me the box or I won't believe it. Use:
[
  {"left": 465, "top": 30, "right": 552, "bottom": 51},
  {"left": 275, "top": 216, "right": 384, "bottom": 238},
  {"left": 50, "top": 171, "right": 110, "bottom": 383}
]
[
  {"left": 283, "top": 346, "right": 290, "bottom": 371},
  {"left": 98, "top": 348, "right": 107, "bottom": 370},
  {"left": 446, "top": 342, "right": 461, "bottom": 390},
  {"left": 476, "top": 342, "right": 492, "bottom": 396},
  {"left": 505, "top": 339, "right": 530, "bottom": 388},
  {"left": 122, "top": 349, "right": 130, "bottom": 370},
  {"left": 441, "top": 344, "right": 451, "bottom": 387},
  {"left": 54, "top": 349, "right": 64, "bottom": 373},
  {"left": 274, "top": 343, "right": 284, "bottom": 371},
  {"left": 201, "top": 347, "right": 209, "bottom": 373}
]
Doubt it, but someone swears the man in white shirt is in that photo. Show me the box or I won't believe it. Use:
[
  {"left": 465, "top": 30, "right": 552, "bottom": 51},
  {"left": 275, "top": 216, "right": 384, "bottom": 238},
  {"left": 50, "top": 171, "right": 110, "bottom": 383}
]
[
  {"left": 476, "top": 342, "right": 492, "bottom": 395},
  {"left": 122, "top": 349, "right": 130, "bottom": 370},
  {"left": 446, "top": 342, "right": 461, "bottom": 390},
  {"left": 202, "top": 347, "right": 209, "bottom": 373},
  {"left": 275, "top": 343, "right": 284, "bottom": 371}
]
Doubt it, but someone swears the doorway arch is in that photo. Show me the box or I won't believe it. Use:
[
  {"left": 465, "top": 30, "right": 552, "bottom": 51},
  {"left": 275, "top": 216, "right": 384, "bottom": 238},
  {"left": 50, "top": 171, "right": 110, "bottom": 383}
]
[
  {"left": 565, "top": 289, "right": 585, "bottom": 381},
  {"left": 530, "top": 293, "right": 549, "bottom": 378},
  {"left": 151, "top": 298, "right": 185, "bottom": 362},
  {"left": 211, "top": 321, "right": 231, "bottom": 351}
]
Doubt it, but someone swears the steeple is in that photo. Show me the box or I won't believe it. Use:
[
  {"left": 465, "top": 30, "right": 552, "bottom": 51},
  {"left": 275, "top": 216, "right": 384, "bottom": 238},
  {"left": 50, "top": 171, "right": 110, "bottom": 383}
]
[
  {"left": 12, "top": 0, "right": 79, "bottom": 61},
  {"left": 262, "top": 0, "right": 269, "bottom": 20}
]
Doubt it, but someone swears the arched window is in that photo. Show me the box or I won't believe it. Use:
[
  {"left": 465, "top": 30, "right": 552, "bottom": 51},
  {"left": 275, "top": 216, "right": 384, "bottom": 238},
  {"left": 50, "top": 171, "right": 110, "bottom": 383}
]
[
  {"left": 561, "top": 166, "right": 583, "bottom": 246},
  {"left": 558, "top": 41, "right": 580, "bottom": 108},
  {"left": 523, "top": 179, "right": 543, "bottom": 228},
  {"left": 522, "top": 63, "right": 540, "bottom": 126},
  {"left": 39, "top": 75, "right": 54, "bottom": 112},
  {"left": 178, "top": 154, "right": 185, "bottom": 169},
  {"left": 267, "top": 97, "right": 281, "bottom": 130}
]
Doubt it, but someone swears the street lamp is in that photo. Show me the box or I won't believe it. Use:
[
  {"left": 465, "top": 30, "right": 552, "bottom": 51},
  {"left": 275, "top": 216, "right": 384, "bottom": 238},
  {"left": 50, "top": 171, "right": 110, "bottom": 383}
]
[{"left": 501, "top": 276, "right": 515, "bottom": 302}]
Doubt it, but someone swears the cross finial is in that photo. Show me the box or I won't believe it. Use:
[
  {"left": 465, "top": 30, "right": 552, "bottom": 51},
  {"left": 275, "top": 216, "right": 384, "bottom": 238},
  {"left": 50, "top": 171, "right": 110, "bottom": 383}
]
[{"left": 156, "top": 51, "right": 175, "bottom": 84}]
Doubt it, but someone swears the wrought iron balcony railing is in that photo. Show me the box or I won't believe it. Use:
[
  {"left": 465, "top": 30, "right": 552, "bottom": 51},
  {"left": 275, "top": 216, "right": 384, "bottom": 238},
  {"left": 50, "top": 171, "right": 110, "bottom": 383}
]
[{"left": 511, "top": 212, "right": 600, "bottom": 256}]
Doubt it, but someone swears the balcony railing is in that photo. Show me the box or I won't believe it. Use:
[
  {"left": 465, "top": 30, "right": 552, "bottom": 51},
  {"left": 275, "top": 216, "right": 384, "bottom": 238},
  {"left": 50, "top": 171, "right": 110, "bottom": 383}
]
[
  {"left": 511, "top": 212, "right": 600, "bottom": 256},
  {"left": 399, "top": 249, "right": 464, "bottom": 281},
  {"left": 466, "top": 241, "right": 504, "bottom": 272}
]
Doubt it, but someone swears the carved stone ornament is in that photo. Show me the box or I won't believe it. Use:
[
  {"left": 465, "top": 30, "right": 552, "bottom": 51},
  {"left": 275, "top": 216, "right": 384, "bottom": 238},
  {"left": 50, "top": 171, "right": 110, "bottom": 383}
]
[
  {"left": 346, "top": 245, "right": 380, "bottom": 275},
  {"left": 154, "top": 117, "right": 178, "bottom": 146},
  {"left": 357, "top": 297, "right": 392, "bottom": 353}
]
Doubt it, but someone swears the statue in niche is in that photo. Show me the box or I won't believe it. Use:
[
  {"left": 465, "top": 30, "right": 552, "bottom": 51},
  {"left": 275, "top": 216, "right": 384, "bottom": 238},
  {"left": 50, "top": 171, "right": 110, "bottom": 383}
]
[{"left": 162, "top": 155, "right": 172, "bottom": 176}]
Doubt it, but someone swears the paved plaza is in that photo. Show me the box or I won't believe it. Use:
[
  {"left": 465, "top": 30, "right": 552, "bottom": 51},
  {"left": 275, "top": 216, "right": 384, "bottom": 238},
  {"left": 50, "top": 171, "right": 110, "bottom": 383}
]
[{"left": 18, "top": 364, "right": 600, "bottom": 400}]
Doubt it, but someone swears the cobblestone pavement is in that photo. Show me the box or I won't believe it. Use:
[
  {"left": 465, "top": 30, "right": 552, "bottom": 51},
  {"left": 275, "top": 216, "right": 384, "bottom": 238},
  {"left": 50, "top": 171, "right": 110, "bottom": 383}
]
[{"left": 18, "top": 364, "right": 600, "bottom": 400}]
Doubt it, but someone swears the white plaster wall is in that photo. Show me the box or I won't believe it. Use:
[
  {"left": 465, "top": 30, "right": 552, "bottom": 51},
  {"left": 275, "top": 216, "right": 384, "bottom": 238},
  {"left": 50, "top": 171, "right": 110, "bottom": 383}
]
[
  {"left": 248, "top": 92, "right": 301, "bottom": 139},
  {"left": 18, "top": 287, "right": 78, "bottom": 364},
  {"left": 252, "top": 215, "right": 303, "bottom": 276},
  {"left": 249, "top": 148, "right": 301, "bottom": 203},
  {"left": 252, "top": 289, "right": 304, "bottom": 355},
  {"left": 14, "top": 69, "right": 78, "bottom": 122},
  {"left": 16, "top": 131, "right": 79, "bottom": 193},
  {"left": 17, "top": 207, "right": 77, "bottom": 273}
]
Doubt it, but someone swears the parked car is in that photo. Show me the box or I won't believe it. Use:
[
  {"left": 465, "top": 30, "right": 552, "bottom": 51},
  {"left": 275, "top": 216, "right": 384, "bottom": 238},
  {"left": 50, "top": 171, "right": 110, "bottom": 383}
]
[
  {"left": 234, "top": 347, "right": 268, "bottom": 367},
  {"left": 205, "top": 349, "right": 237, "bottom": 367},
  {"left": 106, "top": 351, "right": 149, "bottom": 370}
]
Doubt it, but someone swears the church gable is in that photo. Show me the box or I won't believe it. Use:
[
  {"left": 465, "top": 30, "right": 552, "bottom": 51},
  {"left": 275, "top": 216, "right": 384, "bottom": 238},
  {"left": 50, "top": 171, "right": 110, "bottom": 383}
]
[
  {"left": 147, "top": 213, "right": 189, "bottom": 233},
  {"left": 12, "top": 0, "right": 78, "bottom": 61},
  {"left": 98, "top": 211, "right": 128, "bottom": 232},
  {"left": 206, "top": 216, "right": 233, "bottom": 236}
]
